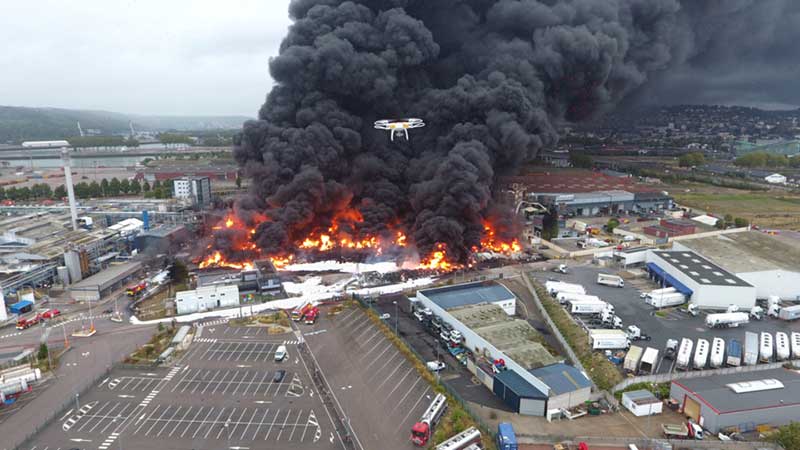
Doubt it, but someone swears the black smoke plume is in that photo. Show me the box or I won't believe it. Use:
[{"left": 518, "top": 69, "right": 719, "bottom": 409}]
[{"left": 231, "top": 0, "right": 694, "bottom": 263}]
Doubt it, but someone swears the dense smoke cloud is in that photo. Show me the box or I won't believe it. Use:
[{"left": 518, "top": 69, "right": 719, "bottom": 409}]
[{"left": 230, "top": 0, "right": 719, "bottom": 262}]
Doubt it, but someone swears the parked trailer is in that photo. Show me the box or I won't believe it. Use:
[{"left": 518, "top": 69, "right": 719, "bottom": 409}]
[
  {"left": 624, "top": 345, "right": 644, "bottom": 373},
  {"left": 556, "top": 292, "right": 602, "bottom": 305},
  {"left": 646, "top": 292, "right": 686, "bottom": 309},
  {"left": 590, "top": 329, "right": 631, "bottom": 350},
  {"left": 411, "top": 393, "right": 448, "bottom": 446},
  {"left": 709, "top": 337, "right": 725, "bottom": 368},
  {"left": 569, "top": 299, "right": 612, "bottom": 315},
  {"left": 792, "top": 332, "right": 800, "bottom": 359},
  {"left": 545, "top": 281, "right": 586, "bottom": 296},
  {"left": 779, "top": 305, "right": 800, "bottom": 321},
  {"left": 639, "top": 347, "right": 659, "bottom": 375},
  {"left": 760, "top": 332, "right": 773, "bottom": 363},
  {"left": 649, "top": 287, "right": 677, "bottom": 296},
  {"left": 693, "top": 339, "right": 709, "bottom": 369},
  {"left": 435, "top": 427, "right": 481, "bottom": 450},
  {"left": 676, "top": 338, "right": 693, "bottom": 371},
  {"left": 705, "top": 312, "right": 749, "bottom": 328},
  {"left": 726, "top": 339, "right": 742, "bottom": 367},
  {"left": 496, "top": 423, "right": 518, "bottom": 450},
  {"left": 776, "top": 332, "right": 790, "bottom": 361},
  {"left": 744, "top": 332, "right": 759, "bottom": 366},
  {"left": 597, "top": 273, "right": 624, "bottom": 287}
]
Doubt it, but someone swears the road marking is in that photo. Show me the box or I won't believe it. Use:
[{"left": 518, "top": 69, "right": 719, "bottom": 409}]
[
  {"left": 251, "top": 408, "right": 270, "bottom": 441},
  {"left": 59, "top": 409, "right": 73, "bottom": 421},
  {"left": 287, "top": 409, "right": 303, "bottom": 441},
  {"left": 384, "top": 367, "right": 414, "bottom": 401},
  {"left": 275, "top": 409, "right": 292, "bottom": 441},
  {"left": 203, "top": 408, "right": 226, "bottom": 439},
  {"left": 264, "top": 409, "right": 281, "bottom": 440},
  {"left": 395, "top": 387, "right": 431, "bottom": 434}
]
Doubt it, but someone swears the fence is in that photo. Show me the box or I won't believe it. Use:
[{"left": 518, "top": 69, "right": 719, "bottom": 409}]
[
  {"left": 612, "top": 359, "right": 800, "bottom": 392},
  {"left": 516, "top": 434, "right": 779, "bottom": 450},
  {"left": 355, "top": 296, "right": 498, "bottom": 443}
]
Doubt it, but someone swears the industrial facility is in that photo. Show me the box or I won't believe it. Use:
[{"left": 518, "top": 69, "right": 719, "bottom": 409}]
[
  {"left": 175, "top": 284, "right": 240, "bottom": 315},
  {"left": 670, "top": 368, "right": 800, "bottom": 433},
  {"left": 415, "top": 282, "right": 591, "bottom": 418}
]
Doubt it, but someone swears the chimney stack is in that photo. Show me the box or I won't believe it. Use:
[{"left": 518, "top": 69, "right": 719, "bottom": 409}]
[{"left": 61, "top": 148, "right": 79, "bottom": 231}]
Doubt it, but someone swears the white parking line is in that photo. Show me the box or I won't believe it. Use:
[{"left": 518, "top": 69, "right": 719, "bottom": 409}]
[
  {"left": 192, "top": 407, "right": 216, "bottom": 439},
  {"left": 215, "top": 408, "right": 237, "bottom": 440},
  {"left": 384, "top": 367, "right": 414, "bottom": 401},
  {"left": 143, "top": 405, "right": 172, "bottom": 436},
  {"left": 240, "top": 407, "right": 259, "bottom": 440},
  {"left": 360, "top": 329, "right": 384, "bottom": 349},
  {"left": 287, "top": 409, "right": 303, "bottom": 441},
  {"left": 169, "top": 406, "right": 193, "bottom": 437},
  {"left": 367, "top": 352, "right": 402, "bottom": 383},
  {"left": 395, "top": 387, "right": 431, "bottom": 434},
  {"left": 203, "top": 408, "right": 226, "bottom": 439},
  {"left": 132, "top": 405, "right": 161, "bottom": 435},
  {"left": 155, "top": 405, "right": 181, "bottom": 437},
  {"left": 251, "top": 408, "right": 270, "bottom": 441},
  {"left": 392, "top": 376, "right": 423, "bottom": 414},
  {"left": 229, "top": 407, "right": 248, "bottom": 439},
  {"left": 181, "top": 407, "right": 204, "bottom": 438},
  {"left": 264, "top": 409, "right": 281, "bottom": 440},
  {"left": 275, "top": 409, "right": 292, "bottom": 441},
  {"left": 362, "top": 342, "right": 395, "bottom": 367}
]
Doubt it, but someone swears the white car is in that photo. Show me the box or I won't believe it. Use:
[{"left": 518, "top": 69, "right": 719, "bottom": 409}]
[
  {"left": 426, "top": 361, "right": 446, "bottom": 372},
  {"left": 379, "top": 313, "right": 391, "bottom": 320}
]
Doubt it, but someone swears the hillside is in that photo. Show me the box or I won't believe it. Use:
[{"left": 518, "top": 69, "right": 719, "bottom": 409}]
[{"left": 0, "top": 106, "right": 251, "bottom": 143}]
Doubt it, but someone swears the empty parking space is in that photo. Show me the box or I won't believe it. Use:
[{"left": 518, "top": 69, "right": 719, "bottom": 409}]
[
  {"left": 169, "top": 368, "right": 304, "bottom": 398},
  {"left": 304, "top": 305, "right": 435, "bottom": 450},
  {"left": 106, "top": 375, "right": 161, "bottom": 392},
  {"left": 197, "top": 341, "right": 284, "bottom": 362},
  {"left": 65, "top": 400, "right": 134, "bottom": 434}
]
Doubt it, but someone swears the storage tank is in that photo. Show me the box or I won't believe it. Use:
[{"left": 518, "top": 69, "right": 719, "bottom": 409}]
[
  {"left": 776, "top": 332, "right": 790, "bottom": 361},
  {"left": 760, "top": 332, "right": 773, "bottom": 363},
  {"left": 676, "top": 338, "right": 693, "bottom": 370},
  {"left": 693, "top": 338, "right": 709, "bottom": 369},
  {"left": 709, "top": 337, "right": 725, "bottom": 368},
  {"left": 56, "top": 266, "right": 70, "bottom": 286}
]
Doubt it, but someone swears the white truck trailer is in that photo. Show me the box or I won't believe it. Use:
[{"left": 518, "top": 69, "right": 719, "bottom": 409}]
[
  {"left": 792, "top": 332, "right": 800, "bottom": 359},
  {"left": 597, "top": 274, "right": 624, "bottom": 288},
  {"left": 693, "top": 338, "right": 709, "bottom": 369},
  {"left": 624, "top": 345, "right": 643, "bottom": 373},
  {"left": 760, "top": 332, "right": 773, "bottom": 363},
  {"left": 779, "top": 305, "right": 800, "bottom": 321},
  {"left": 676, "top": 338, "right": 693, "bottom": 371},
  {"left": 639, "top": 347, "right": 659, "bottom": 375},
  {"left": 545, "top": 281, "right": 585, "bottom": 296},
  {"left": 646, "top": 292, "right": 686, "bottom": 309},
  {"left": 709, "top": 337, "right": 725, "bottom": 368},
  {"left": 705, "top": 312, "right": 749, "bottom": 328},
  {"left": 556, "top": 292, "right": 602, "bottom": 305},
  {"left": 776, "top": 332, "right": 790, "bottom": 361},
  {"left": 744, "top": 332, "right": 759, "bottom": 365},
  {"left": 590, "top": 329, "right": 631, "bottom": 350},
  {"left": 569, "top": 299, "right": 613, "bottom": 315}
]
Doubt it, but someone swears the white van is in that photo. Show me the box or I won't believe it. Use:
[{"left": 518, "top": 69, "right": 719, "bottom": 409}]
[{"left": 274, "top": 345, "right": 287, "bottom": 362}]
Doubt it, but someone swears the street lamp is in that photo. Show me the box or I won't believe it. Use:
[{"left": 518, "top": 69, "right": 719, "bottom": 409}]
[
  {"left": 393, "top": 301, "right": 398, "bottom": 335},
  {"left": 74, "top": 392, "right": 80, "bottom": 410}
]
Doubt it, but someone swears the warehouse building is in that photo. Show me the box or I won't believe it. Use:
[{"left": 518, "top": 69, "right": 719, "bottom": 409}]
[
  {"left": 175, "top": 284, "right": 239, "bottom": 315},
  {"left": 414, "top": 282, "right": 591, "bottom": 417},
  {"left": 674, "top": 231, "right": 800, "bottom": 301},
  {"left": 670, "top": 368, "right": 800, "bottom": 433},
  {"left": 645, "top": 250, "right": 756, "bottom": 310},
  {"left": 69, "top": 261, "right": 143, "bottom": 301}
]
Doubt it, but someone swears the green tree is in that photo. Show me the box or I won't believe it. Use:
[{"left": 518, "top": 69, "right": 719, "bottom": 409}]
[
  {"left": 734, "top": 217, "right": 749, "bottom": 228},
  {"left": 153, "top": 179, "right": 162, "bottom": 190},
  {"left": 723, "top": 214, "right": 734, "bottom": 226},
  {"left": 770, "top": 422, "right": 800, "bottom": 450},
  {"left": 678, "top": 152, "right": 705, "bottom": 167},
  {"left": 142, "top": 180, "right": 151, "bottom": 192},
  {"left": 0, "top": 186, "right": 5, "bottom": 199},
  {"left": 235, "top": 175, "right": 242, "bottom": 189},
  {"left": 5, "top": 187, "right": 17, "bottom": 201},
  {"left": 130, "top": 179, "right": 142, "bottom": 195},
  {"left": 541, "top": 210, "right": 559, "bottom": 240},
  {"left": 100, "top": 178, "right": 110, "bottom": 196},
  {"left": 714, "top": 218, "right": 725, "bottom": 229},
  {"left": 606, "top": 218, "right": 620, "bottom": 232},
  {"left": 109, "top": 177, "right": 121, "bottom": 196},
  {"left": 54, "top": 185, "right": 66, "bottom": 199},
  {"left": 37, "top": 343, "right": 48, "bottom": 361},
  {"left": 120, "top": 178, "right": 131, "bottom": 194},
  {"left": 169, "top": 260, "right": 189, "bottom": 284},
  {"left": 18, "top": 187, "right": 31, "bottom": 200},
  {"left": 569, "top": 152, "right": 593, "bottom": 168},
  {"left": 89, "top": 181, "right": 102, "bottom": 197}
]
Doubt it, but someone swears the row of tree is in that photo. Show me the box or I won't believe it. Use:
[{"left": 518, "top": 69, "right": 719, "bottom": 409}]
[
  {"left": 734, "top": 151, "right": 800, "bottom": 168},
  {"left": 678, "top": 152, "right": 706, "bottom": 167},
  {"left": 0, "top": 178, "right": 174, "bottom": 201}
]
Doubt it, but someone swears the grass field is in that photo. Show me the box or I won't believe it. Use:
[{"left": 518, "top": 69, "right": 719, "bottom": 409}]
[{"left": 671, "top": 184, "right": 800, "bottom": 230}]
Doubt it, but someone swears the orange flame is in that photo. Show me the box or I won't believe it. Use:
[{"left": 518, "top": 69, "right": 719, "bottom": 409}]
[
  {"left": 198, "top": 251, "right": 254, "bottom": 270},
  {"left": 420, "top": 243, "right": 459, "bottom": 271},
  {"left": 478, "top": 222, "right": 521, "bottom": 254}
]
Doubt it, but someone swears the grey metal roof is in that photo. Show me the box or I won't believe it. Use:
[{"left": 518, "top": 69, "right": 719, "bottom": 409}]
[
  {"left": 495, "top": 369, "right": 548, "bottom": 400},
  {"left": 622, "top": 389, "right": 660, "bottom": 405},
  {"left": 419, "top": 281, "right": 515, "bottom": 310},
  {"left": 70, "top": 261, "right": 142, "bottom": 291},
  {"left": 678, "top": 231, "right": 800, "bottom": 274},
  {"left": 652, "top": 250, "right": 752, "bottom": 287},
  {"left": 528, "top": 363, "right": 591, "bottom": 396},
  {"left": 674, "top": 368, "right": 800, "bottom": 413}
]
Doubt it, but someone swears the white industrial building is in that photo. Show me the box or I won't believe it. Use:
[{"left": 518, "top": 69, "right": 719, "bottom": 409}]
[
  {"left": 674, "top": 231, "right": 800, "bottom": 301},
  {"left": 622, "top": 390, "right": 663, "bottom": 417},
  {"left": 175, "top": 284, "right": 239, "bottom": 315},
  {"left": 646, "top": 250, "right": 756, "bottom": 310},
  {"left": 417, "top": 281, "right": 517, "bottom": 316},
  {"left": 173, "top": 176, "right": 212, "bottom": 207}
]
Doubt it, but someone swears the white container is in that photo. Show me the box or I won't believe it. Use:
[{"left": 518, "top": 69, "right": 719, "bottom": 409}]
[
  {"left": 760, "top": 332, "right": 773, "bottom": 363},
  {"left": 693, "top": 338, "right": 709, "bottom": 369},
  {"left": 709, "top": 337, "right": 724, "bottom": 368}
]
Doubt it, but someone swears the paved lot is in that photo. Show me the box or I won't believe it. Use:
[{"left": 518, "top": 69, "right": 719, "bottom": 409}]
[
  {"left": 532, "top": 265, "right": 800, "bottom": 374},
  {"left": 302, "top": 305, "right": 435, "bottom": 450},
  {"left": 22, "top": 322, "right": 342, "bottom": 450}
]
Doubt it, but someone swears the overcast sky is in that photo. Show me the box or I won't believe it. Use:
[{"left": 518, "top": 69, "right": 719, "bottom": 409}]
[{"left": 0, "top": 0, "right": 292, "bottom": 117}]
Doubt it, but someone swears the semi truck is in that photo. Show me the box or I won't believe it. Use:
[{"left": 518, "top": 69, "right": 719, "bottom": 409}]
[
  {"left": 676, "top": 338, "right": 693, "bottom": 370},
  {"left": 726, "top": 339, "right": 742, "bottom": 366},
  {"left": 779, "top": 305, "right": 800, "bottom": 321},
  {"left": 624, "top": 345, "right": 643, "bottom": 373},
  {"left": 626, "top": 325, "right": 651, "bottom": 341},
  {"left": 792, "top": 332, "right": 800, "bottom": 359},
  {"left": 496, "top": 423, "right": 518, "bottom": 450},
  {"left": 776, "top": 332, "right": 790, "bottom": 361},
  {"left": 291, "top": 303, "right": 314, "bottom": 321},
  {"left": 760, "top": 332, "right": 773, "bottom": 363},
  {"left": 435, "top": 427, "right": 481, "bottom": 450},
  {"left": 645, "top": 292, "right": 686, "bottom": 309},
  {"left": 705, "top": 312, "right": 749, "bottom": 328},
  {"left": 569, "top": 299, "right": 613, "bottom": 315},
  {"left": 744, "top": 332, "right": 759, "bottom": 365},
  {"left": 545, "top": 281, "right": 586, "bottom": 296},
  {"left": 639, "top": 347, "right": 659, "bottom": 375},
  {"left": 16, "top": 315, "right": 40, "bottom": 330},
  {"left": 709, "top": 337, "right": 724, "bottom": 368},
  {"left": 693, "top": 338, "right": 709, "bottom": 369},
  {"left": 556, "top": 292, "right": 602, "bottom": 305},
  {"left": 597, "top": 274, "right": 624, "bottom": 287},
  {"left": 589, "top": 329, "right": 631, "bottom": 350},
  {"left": 411, "top": 393, "right": 447, "bottom": 446}
]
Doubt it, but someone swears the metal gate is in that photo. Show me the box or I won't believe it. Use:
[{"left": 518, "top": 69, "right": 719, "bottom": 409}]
[{"left": 683, "top": 395, "right": 701, "bottom": 422}]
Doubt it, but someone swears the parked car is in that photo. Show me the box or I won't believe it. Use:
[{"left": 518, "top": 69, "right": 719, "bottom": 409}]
[
  {"left": 379, "top": 313, "right": 391, "bottom": 320},
  {"left": 272, "top": 369, "right": 286, "bottom": 383},
  {"left": 426, "top": 361, "right": 446, "bottom": 372}
]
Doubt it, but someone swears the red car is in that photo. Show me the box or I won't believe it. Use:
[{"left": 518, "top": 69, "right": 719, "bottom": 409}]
[{"left": 39, "top": 309, "right": 61, "bottom": 319}]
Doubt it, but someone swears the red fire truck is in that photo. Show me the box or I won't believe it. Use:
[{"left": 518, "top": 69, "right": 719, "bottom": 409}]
[
  {"left": 126, "top": 282, "right": 147, "bottom": 297},
  {"left": 304, "top": 307, "right": 319, "bottom": 324},
  {"left": 39, "top": 309, "right": 61, "bottom": 320},
  {"left": 411, "top": 393, "right": 447, "bottom": 446},
  {"left": 16, "top": 314, "right": 41, "bottom": 330},
  {"left": 291, "top": 302, "right": 313, "bottom": 322}
]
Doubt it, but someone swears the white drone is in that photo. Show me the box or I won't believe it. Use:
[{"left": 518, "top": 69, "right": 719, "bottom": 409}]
[{"left": 374, "top": 118, "right": 425, "bottom": 141}]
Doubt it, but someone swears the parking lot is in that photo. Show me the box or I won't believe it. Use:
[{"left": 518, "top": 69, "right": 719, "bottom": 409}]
[
  {"left": 302, "top": 305, "right": 435, "bottom": 450},
  {"left": 532, "top": 265, "right": 800, "bottom": 374},
  {"left": 23, "top": 321, "right": 342, "bottom": 450}
]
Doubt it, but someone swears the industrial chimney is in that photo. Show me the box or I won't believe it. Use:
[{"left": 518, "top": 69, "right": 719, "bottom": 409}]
[{"left": 61, "top": 147, "right": 79, "bottom": 231}]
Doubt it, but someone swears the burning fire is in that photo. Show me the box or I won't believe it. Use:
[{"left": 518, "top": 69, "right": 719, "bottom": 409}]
[{"left": 198, "top": 211, "right": 522, "bottom": 273}]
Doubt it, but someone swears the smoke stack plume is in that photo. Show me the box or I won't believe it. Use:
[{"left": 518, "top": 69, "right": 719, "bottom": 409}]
[{"left": 228, "top": 0, "right": 697, "bottom": 263}]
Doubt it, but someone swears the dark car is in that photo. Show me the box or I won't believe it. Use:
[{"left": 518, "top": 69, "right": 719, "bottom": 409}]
[{"left": 272, "top": 369, "right": 286, "bottom": 383}]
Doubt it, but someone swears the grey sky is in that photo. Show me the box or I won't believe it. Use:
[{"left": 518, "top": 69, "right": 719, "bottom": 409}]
[{"left": 0, "top": 0, "right": 292, "bottom": 116}]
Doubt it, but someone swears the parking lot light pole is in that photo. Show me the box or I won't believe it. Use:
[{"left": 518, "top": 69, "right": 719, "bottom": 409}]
[{"left": 393, "top": 301, "right": 398, "bottom": 335}]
